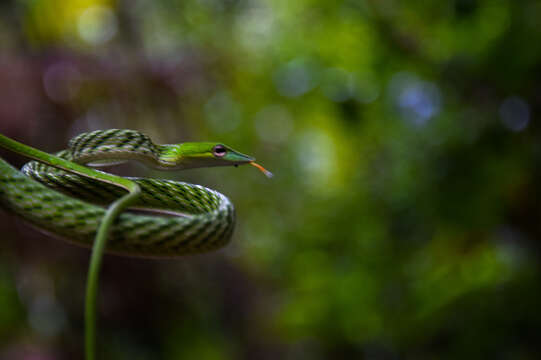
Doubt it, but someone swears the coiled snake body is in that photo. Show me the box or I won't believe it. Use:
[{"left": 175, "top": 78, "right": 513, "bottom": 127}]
[
  {"left": 0, "top": 129, "right": 272, "bottom": 359},
  {"left": 0, "top": 129, "right": 267, "bottom": 257}
]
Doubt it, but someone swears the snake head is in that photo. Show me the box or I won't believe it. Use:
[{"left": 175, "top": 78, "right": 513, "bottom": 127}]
[
  {"left": 160, "top": 142, "right": 272, "bottom": 177},
  {"left": 160, "top": 142, "right": 254, "bottom": 169}
]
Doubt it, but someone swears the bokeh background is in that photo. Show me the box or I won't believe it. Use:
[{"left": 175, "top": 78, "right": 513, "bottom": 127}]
[{"left": 1, "top": 0, "right": 541, "bottom": 359}]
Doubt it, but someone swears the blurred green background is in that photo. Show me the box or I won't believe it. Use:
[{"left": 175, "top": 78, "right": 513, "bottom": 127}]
[{"left": 1, "top": 0, "right": 541, "bottom": 359}]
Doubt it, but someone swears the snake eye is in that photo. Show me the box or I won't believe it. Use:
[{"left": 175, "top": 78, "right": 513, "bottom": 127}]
[{"left": 212, "top": 144, "right": 227, "bottom": 157}]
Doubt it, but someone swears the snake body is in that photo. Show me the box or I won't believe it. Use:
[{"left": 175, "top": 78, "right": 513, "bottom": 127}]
[{"left": 0, "top": 129, "right": 235, "bottom": 257}]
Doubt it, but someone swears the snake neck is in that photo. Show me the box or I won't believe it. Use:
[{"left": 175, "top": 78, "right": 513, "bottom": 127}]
[{"left": 65, "top": 129, "right": 185, "bottom": 170}]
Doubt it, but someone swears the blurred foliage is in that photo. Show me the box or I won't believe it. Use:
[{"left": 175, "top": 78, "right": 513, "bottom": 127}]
[{"left": 1, "top": 0, "right": 541, "bottom": 359}]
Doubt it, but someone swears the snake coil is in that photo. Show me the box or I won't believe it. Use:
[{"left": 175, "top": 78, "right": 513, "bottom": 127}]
[{"left": 0, "top": 130, "right": 235, "bottom": 257}]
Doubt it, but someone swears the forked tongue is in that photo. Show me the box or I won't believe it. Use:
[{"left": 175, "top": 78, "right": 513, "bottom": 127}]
[{"left": 250, "top": 162, "right": 273, "bottom": 178}]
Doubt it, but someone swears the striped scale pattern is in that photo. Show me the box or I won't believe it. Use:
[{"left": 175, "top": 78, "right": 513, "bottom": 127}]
[
  {"left": 66, "top": 129, "right": 179, "bottom": 169},
  {"left": 0, "top": 130, "right": 235, "bottom": 257},
  {"left": 69, "top": 129, "right": 159, "bottom": 163}
]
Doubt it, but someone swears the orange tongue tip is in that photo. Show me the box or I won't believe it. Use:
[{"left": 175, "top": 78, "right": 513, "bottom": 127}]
[{"left": 250, "top": 162, "right": 274, "bottom": 178}]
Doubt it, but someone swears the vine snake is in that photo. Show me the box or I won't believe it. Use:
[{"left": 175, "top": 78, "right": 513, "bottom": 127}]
[
  {"left": 0, "top": 129, "right": 271, "bottom": 359},
  {"left": 0, "top": 129, "right": 271, "bottom": 256}
]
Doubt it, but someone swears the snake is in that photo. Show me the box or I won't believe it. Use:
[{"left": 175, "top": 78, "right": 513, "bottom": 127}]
[
  {"left": 0, "top": 129, "right": 272, "bottom": 359},
  {"left": 0, "top": 129, "right": 272, "bottom": 257}
]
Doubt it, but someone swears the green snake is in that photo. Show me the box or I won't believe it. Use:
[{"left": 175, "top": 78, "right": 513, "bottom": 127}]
[
  {"left": 0, "top": 129, "right": 271, "bottom": 359},
  {"left": 0, "top": 129, "right": 271, "bottom": 256}
]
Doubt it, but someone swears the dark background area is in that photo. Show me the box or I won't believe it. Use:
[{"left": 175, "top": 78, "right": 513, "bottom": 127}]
[{"left": 1, "top": 0, "right": 541, "bottom": 359}]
